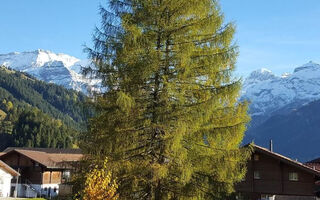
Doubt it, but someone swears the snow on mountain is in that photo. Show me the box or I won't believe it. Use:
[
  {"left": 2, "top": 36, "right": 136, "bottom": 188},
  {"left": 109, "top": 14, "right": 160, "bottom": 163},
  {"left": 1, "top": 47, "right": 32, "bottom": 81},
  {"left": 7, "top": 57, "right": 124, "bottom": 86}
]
[
  {"left": 241, "top": 61, "right": 320, "bottom": 116},
  {"left": 0, "top": 50, "right": 100, "bottom": 94},
  {"left": 2, "top": 49, "right": 319, "bottom": 112}
]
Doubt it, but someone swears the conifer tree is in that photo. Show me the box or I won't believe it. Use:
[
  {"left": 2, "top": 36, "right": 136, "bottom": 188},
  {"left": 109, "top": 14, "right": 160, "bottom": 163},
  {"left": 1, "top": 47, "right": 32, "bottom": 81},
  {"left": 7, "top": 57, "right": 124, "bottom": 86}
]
[{"left": 82, "top": 0, "right": 251, "bottom": 199}]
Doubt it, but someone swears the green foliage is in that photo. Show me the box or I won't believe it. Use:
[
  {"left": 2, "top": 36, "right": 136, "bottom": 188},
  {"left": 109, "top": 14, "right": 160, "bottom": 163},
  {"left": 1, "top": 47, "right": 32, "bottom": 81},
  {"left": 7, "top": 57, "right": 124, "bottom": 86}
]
[
  {"left": 0, "top": 66, "right": 90, "bottom": 130},
  {"left": 0, "top": 104, "right": 75, "bottom": 149},
  {"left": 0, "top": 66, "right": 91, "bottom": 150},
  {"left": 82, "top": 0, "right": 251, "bottom": 199},
  {"left": 12, "top": 108, "right": 74, "bottom": 148},
  {"left": 0, "top": 109, "right": 6, "bottom": 121},
  {"left": 5, "top": 101, "right": 13, "bottom": 111}
]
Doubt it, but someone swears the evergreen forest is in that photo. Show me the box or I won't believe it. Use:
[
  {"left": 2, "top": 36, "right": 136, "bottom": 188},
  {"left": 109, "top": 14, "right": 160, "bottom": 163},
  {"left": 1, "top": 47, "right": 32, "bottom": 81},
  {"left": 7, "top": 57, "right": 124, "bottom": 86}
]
[{"left": 0, "top": 66, "right": 91, "bottom": 150}]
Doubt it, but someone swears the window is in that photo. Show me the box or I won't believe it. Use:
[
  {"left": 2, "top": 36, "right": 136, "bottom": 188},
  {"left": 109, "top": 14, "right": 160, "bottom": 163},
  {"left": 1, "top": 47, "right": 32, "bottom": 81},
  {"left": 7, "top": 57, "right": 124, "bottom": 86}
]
[
  {"left": 289, "top": 172, "right": 298, "bottom": 181},
  {"left": 254, "top": 171, "right": 260, "bottom": 179},
  {"left": 62, "top": 170, "right": 71, "bottom": 182},
  {"left": 254, "top": 154, "right": 259, "bottom": 161}
]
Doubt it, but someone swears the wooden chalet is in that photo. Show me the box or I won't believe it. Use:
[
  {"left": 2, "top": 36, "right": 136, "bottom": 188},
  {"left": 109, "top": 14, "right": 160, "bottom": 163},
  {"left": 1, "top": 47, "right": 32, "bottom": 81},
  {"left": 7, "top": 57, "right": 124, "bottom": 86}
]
[
  {"left": 2, "top": 144, "right": 320, "bottom": 199},
  {"left": 0, "top": 147, "right": 83, "bottom": 198},
  {"left": 235, "top": 144, "right": 320, "bottom": 200}
]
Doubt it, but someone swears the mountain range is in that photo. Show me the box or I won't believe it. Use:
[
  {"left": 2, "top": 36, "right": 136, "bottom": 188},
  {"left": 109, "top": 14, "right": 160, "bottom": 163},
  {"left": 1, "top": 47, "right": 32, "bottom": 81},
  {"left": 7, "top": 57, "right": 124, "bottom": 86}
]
[
  {"left": 242, "top": 61, "right": 320, "bottom": 161},
  {"left": 242, "top": 61, "right": 320, "bottom": 117},
  {"left": 1, "top": 50, "right": 320, "bottom": 161},
  {"left": 0, "top": 50, "right": 100, "bottom": 94}
]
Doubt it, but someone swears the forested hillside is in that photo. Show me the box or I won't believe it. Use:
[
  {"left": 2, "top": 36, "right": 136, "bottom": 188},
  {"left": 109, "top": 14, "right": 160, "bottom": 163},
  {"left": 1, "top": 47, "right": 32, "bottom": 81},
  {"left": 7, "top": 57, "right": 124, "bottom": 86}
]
[{"left": 0, "top": 66, "right": 91, "bottom": 150}]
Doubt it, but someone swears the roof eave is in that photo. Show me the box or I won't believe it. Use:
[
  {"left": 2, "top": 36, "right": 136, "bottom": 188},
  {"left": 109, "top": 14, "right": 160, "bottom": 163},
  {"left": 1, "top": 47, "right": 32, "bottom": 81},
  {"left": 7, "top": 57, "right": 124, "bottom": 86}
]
[{"left": 253, "top": 145, "right": 320, "bottom": 177}]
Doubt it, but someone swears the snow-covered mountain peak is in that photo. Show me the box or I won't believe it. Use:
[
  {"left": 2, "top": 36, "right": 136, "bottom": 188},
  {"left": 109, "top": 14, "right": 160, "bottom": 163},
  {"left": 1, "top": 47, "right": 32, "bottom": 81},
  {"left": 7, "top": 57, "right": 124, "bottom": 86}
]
[
  {"left": 281, "top": 72, "right": 291, "bottom": 78},
  {"left": 0, "top": 50, "right": 100, "bottom": 94},
  {"left": 293, "top": 61, "right": 320, "bottom": 73},
  {"left": 0, "top": 49, "right": 81, "bottom": 69},
  {"left": 35, "top": 49, "right": 80, "bottom": 67},
  {"left": 242, "top": 61, "right": 320, "bottom": 116},
  {"left": 247, "top": 68, "right": 277, "bottom": 81}
]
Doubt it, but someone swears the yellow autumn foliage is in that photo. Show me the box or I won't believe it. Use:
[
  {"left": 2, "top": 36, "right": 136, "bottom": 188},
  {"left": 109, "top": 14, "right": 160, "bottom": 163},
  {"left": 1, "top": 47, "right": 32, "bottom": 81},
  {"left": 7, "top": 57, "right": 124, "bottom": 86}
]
[{"left": 81, "top": 158, "right": 118, "bottom": 200}]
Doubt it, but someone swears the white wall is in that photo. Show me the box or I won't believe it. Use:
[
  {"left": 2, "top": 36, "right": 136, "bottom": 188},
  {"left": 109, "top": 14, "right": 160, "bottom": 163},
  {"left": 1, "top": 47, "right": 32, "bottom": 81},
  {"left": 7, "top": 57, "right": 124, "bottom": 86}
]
[{"left": 0, "top": 168, "right": 13, "bottom": 197}]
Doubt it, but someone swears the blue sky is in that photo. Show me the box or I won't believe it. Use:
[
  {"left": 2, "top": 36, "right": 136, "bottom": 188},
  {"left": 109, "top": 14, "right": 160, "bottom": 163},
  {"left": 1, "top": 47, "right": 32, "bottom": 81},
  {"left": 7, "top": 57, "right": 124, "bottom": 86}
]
[{"left": 1, "top": 0, "right": 320, "bottom": 77}]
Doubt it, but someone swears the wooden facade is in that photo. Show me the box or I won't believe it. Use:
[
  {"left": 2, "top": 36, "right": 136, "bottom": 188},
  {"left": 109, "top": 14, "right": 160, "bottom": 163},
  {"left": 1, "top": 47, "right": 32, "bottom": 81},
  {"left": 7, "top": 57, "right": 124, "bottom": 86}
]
[
  {"left": 235, "top": 145, "right": 320, "bottom": 200},
  {"left": 3, "top": 145, "right": 320, "bottom": 199},
  {"left": 0, "top": 148, "right": 82, "bottom": 198},
  {"left": 0, "top": 150, "right": 69, "bottom": 185}
]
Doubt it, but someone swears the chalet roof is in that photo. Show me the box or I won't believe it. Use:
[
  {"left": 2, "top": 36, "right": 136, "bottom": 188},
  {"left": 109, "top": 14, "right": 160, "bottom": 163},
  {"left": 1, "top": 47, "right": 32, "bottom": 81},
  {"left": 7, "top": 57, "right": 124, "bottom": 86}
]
[
  {"left": 249, "top": 144, "right": 320, "bottom": 177},
  {"left": 0, "top": 147, "right": 83, "bottom": 169},
  {"left": 3, "top": 147, "right": 82, "bottom": 154},
  {"left": 0, "top": 160, "right": 20, "bottom": 176}
]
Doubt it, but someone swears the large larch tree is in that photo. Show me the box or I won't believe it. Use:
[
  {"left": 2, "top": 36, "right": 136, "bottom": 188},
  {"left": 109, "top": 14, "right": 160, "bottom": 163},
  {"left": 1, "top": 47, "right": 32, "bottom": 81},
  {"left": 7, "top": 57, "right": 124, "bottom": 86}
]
[{"left": 82, "top": 0, "right": 251, "bottom": 199}]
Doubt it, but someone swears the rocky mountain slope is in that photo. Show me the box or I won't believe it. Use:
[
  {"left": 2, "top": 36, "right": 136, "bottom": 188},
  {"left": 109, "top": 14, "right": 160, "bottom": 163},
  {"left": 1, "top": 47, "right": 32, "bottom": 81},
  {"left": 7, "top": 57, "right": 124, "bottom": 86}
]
[
  {"left": 241, "top": 61, "right": 320, "bottom": 128},
  {"left": 2, "top": 49, "right": 320, "bottom": 160},
  {"left": 242, "top": 61, "right": 320, "bottom": 161},
  {"left": 247, "top": 99, "right": 320, "bottom": 162},
  {"left": 2, "top": 50, "right": 318, "bottom": 112},
  {"left": 242, "top": 61, "right": 320, "bottom": 117},
  {"left": 0, "top": 50, "right": 100, "bottom": 94}
]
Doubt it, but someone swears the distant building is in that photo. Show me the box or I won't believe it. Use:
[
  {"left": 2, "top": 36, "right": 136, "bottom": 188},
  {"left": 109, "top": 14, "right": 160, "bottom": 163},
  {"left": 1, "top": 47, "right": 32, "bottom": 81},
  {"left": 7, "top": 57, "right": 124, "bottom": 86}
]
[
  {"left": 305, "top": 157, "right": 320, "bottom": 197},
  {"left": 0, "top": 160, "right": 20, "bottom": 198},
  {"left": 0, "top": 147, "right": 83, "bottom": 198},
  {"left": 305, "top": 158, "right": 320, "bottom": 172},
  {"left": 235, "top": 144, "right": 320, "bottom": 200}
]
